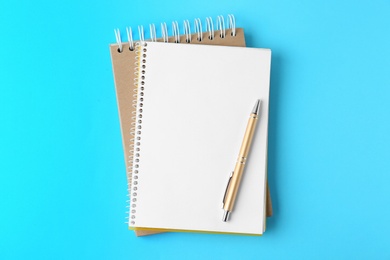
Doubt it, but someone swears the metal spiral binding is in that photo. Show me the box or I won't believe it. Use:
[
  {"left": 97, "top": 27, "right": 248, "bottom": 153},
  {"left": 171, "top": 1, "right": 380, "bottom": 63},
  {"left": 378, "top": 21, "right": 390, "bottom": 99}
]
[
  {"left": 161, "top": 22, "right": 168, "bottom": 43},
  {"left": 114, "top": 14, "right": 237, "bottom": 50},
  {"left": 129, "top": 41, "right": 147, "bottom": 225},
  {"left": 172, "top": 21, "right": 180, "bottom": 43},
  {"left": 114, "top": 28, "right": 122, "bottom": 52},
  {"left": 149, "top": 24, "right": 157, "bottom": 42},
  {"left": 126, "top": 27, "right": 134, "bottom": 51},
  {"left": 194, "top": 18, "right": 203, "bottom": 41},
  {"left": 138, "top": 25, "right": 145, "bottom": 42},
  {"left": 206, "top": 17, "right": 215, "bottom": 40},
  {"left": 183, "top": 20, "right": 191, "bottom": 43},
  {"left": 217, "top": 15, "right": 226, "bottom": 38},
  {"left": 227, "top": 14, "right": 236, "bottom": 36}
]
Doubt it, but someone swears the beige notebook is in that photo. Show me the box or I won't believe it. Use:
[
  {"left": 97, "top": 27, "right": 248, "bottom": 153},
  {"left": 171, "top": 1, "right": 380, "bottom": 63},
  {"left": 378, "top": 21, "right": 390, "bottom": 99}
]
[{"left": 109, "top": 16, "right": 272, "bottom": 236}]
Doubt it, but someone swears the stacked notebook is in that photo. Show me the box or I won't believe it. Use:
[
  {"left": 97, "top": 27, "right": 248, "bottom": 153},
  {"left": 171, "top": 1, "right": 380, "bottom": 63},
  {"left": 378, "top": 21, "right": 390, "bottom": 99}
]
[{"left": 110, "top": 15, "right": 272, "bottom": 236}]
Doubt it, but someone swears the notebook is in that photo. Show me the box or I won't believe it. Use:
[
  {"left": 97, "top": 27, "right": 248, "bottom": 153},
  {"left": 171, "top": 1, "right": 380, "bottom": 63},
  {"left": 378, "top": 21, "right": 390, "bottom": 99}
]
[
  {"left": 129, "top": 42, "right": 271, "bottom": 235},
  {"left": 109, "top": 15, "right": 273, "bottom": 236}
]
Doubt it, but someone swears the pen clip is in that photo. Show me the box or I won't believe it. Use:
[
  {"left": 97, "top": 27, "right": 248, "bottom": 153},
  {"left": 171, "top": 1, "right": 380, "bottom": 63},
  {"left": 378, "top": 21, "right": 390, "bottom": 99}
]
[{"left": 222, "top": 171, "right": 234, "bottom": 208}]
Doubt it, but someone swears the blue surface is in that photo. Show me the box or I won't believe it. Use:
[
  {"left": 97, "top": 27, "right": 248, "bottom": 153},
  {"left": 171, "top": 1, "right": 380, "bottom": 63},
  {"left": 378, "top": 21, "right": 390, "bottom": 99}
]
[{"left": 1, "top": 0, "right": 390, "bottom": 259}]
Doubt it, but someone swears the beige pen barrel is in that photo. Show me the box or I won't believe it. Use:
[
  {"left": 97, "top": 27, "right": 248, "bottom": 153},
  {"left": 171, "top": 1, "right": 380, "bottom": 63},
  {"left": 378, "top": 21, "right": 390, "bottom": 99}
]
[
  {"left": 222, "top": 99, "right": 261, "bottom": 222},
  {"left": 223, "top": 114, "right": 258, "bottom": 210}
]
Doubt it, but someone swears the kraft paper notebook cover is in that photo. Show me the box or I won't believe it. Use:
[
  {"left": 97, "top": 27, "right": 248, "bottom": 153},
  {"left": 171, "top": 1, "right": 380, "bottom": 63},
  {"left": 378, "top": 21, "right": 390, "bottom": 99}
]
[
  {"left": 128, "top": 42, "right": 271, "bottom": 235},
  {"left": 109, "top": 16, "right": 272, "bottom": 236}
]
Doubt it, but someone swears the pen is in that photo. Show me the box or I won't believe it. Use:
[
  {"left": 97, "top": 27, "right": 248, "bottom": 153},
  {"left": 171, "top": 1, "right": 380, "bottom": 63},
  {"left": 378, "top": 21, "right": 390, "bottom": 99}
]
[{"left": 222, "top": 99, "right": 261, "bottom": 222}]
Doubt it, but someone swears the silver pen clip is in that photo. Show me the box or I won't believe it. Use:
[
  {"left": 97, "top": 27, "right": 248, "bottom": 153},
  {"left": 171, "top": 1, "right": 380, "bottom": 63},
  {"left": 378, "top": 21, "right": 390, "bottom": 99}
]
[{"left": 222, "top": 171, "right": 234, "bottom": 208}]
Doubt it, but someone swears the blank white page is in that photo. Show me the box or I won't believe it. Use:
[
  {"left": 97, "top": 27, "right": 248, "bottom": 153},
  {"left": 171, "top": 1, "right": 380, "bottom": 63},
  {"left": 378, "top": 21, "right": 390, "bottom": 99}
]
[{"left": 129, "top": 42, "right": 271, "bottom": 235}]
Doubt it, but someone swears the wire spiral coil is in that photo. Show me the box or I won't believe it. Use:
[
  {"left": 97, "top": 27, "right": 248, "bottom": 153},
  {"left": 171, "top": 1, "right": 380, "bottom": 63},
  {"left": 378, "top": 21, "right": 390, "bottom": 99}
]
[
  {"left": 114, "top": 14, "right": 237, "bottom": 53},
  {"left": 129, "top": 41, "right": 148, "bottom": 225}
]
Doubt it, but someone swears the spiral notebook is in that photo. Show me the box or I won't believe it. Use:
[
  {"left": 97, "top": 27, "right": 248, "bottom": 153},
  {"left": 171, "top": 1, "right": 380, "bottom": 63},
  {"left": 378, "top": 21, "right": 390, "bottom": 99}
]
[
  {"left": 109, "top": 15, "right": 273, "bottom": 236},
  {"left": 128, "top": 42, "right": 271, "bottom": 235}
]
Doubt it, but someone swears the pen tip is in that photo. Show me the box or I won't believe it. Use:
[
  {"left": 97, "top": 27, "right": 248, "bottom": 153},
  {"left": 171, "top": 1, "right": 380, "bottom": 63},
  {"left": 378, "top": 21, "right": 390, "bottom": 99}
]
[
  {"left": 222, "top": 211, "right": 231, "bottom": 222},
  {"left": 252, "top": 99, "right": 261, "bottom": 115}
]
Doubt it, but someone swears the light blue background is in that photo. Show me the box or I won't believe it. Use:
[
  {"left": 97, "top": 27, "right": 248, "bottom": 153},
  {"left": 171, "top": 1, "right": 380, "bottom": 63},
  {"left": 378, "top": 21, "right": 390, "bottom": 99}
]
[{"left": 1, "top": 0, "right": 389, "bottom": 259}]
